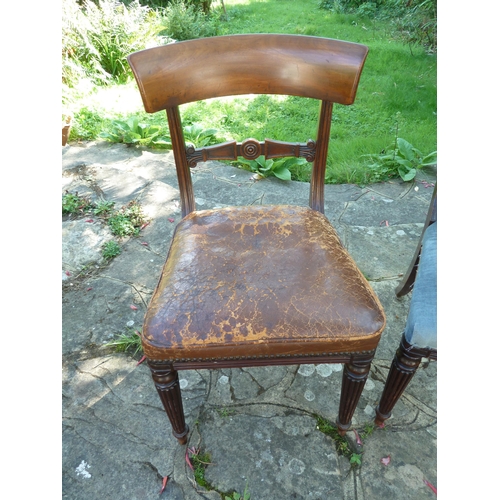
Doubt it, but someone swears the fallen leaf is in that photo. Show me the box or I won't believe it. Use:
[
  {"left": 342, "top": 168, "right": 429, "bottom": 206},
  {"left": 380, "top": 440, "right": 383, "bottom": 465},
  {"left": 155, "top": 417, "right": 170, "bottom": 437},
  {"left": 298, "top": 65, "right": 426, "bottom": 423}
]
[
  {"left": 159, "top": 476, "right": 168, "bottom": 494},
  {"left": 168, "top": 218, "right": 175, "bottom": 223},
  {"left": 130, "top": 305, "right": 138, "bottom": 310},
  {"left": 86, "top": 287, "right": 93, "bottom": 291},
  {"left": 423, "top": 479, "right": 437, "bottom": 495},
  {"left": 140, "top": 242, "right": 148, "bottom": 246},
  {"left": 65, "top": 271, "right": 71, "bottom": 276},
  {"left": 136, "top": 355, "right": 146, "bottom": 366},
  {"left": 352, "top": 428, "right": 362, "bottom": 446},
  {"left": 380, "top": 456, "right": 391, "bottom": 466},
  {"left": 377, "top": 422, "right": 385, "bottom": 429},
  {"left": 85, "top": 219, "right": 94, "bottom": 223},
  {"left": 185, "top": 450, "right": 194, "bottom": 470}
]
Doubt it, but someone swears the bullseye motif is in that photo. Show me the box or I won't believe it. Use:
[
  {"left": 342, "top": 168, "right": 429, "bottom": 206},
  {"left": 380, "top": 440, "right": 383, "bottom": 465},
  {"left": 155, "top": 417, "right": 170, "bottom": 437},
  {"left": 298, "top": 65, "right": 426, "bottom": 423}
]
[{"left": 241, "top": 138, "right": 261, "bottom": 160}]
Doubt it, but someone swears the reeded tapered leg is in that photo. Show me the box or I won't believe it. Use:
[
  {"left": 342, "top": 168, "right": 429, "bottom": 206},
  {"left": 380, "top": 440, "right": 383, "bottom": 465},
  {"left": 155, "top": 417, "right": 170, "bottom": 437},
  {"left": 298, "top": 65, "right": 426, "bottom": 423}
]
[
  {"left": 148, "top": 360, "right": 189, "bottom": 445},
  {"left": 336, "top": 353, "right": 374, "bottom": 436},
  {"left": 374, "top": 338, "right": 422, "bottom": 426}
]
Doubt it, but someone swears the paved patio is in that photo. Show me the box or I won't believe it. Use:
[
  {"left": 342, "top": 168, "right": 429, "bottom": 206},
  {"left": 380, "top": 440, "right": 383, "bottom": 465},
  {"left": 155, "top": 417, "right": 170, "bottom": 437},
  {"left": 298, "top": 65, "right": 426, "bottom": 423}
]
[{"left": 62, "top": 140, "right": 437, "bottom": 499}]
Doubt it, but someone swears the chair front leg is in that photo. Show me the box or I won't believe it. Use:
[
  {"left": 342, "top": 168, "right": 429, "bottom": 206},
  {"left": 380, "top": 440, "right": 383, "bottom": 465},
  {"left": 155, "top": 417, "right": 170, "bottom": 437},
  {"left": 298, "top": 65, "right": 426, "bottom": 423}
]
[
  {"left": 336, "top": 353, "right": 374, "bottom": 436},
  {"left": 147, "top": 360, "right": 189, "bottom": 445},
  {"left": 374, "top": 336, "right": 422, "bottom": 426}
]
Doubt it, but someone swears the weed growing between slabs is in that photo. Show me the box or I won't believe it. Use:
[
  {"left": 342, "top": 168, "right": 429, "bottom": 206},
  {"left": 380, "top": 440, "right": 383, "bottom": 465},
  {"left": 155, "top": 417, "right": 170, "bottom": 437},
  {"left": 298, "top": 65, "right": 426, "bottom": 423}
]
[
  {"left": 105, "top": 328, "right": 143, "bottom": 357},
  {"left": 62, "top": 193, "right": 149, "bottom": 261},
  {"left": 315, "top": 415, "right": 380, "bottom": 468}
]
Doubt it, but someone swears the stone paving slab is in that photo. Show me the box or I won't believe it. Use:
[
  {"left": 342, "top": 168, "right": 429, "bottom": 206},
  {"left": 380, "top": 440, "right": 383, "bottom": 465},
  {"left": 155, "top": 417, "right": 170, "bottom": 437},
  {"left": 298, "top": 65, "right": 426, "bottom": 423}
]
[{"left": 62, "top": 141, "right": 437, "bottom": 499}]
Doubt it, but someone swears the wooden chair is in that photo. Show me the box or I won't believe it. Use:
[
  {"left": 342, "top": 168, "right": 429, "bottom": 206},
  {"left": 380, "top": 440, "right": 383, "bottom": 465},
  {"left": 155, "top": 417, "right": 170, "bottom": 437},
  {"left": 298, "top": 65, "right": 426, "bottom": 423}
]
[
  {"left": 375, "top": 186, "right": 437, "bottom": 426},
  {"left": 127, "top": 34, "right": 386, "bottom": 445}
]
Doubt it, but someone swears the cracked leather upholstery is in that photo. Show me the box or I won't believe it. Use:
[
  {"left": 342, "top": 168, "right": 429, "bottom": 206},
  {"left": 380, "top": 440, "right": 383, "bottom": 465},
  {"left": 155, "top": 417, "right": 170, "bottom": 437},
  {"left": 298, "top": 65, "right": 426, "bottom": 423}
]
[{"left": 143, "top": 205, "right": 386, "bottom": 361}]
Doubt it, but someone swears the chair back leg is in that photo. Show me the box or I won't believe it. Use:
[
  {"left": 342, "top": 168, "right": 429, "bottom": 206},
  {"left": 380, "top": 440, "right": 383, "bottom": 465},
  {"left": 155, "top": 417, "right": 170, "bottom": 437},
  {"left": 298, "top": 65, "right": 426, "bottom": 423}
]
[{"left": 374, "top": 336, "right": 422, "bottom": 426}]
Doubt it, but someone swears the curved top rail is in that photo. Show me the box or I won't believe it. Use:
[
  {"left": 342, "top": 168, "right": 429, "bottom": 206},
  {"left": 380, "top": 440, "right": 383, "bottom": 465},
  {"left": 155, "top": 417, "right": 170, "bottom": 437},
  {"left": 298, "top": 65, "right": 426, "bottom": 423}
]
[{"left": 127, "top": 34, "right": 369, "bottom": 112}]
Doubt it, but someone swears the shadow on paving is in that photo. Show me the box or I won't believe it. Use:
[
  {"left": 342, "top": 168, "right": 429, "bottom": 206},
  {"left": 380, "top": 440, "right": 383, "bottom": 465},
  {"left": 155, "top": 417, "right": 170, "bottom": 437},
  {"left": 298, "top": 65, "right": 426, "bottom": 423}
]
[{"left": 62, "top": 141, "right": 437, "bottom": 499}]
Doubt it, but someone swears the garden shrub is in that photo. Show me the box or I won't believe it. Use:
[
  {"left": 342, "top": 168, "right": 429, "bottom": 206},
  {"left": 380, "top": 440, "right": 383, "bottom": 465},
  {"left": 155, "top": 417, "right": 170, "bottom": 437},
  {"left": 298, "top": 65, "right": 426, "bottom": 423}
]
[
  {"left": 158, "top": 0, "right": 220, "bottom": 41},
  {"left": 62, "top": 0, "right": 162, "bottom": 91}
]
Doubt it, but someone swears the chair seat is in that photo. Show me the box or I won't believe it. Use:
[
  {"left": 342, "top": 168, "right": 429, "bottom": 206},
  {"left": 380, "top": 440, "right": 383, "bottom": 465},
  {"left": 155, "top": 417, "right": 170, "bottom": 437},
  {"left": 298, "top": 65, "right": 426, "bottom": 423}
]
[
  {"left": 143, "top": 205, "right": 385, "bottom": 362},
  {"left": 404, "top": 221, "right": 437, "bottom": 349}
]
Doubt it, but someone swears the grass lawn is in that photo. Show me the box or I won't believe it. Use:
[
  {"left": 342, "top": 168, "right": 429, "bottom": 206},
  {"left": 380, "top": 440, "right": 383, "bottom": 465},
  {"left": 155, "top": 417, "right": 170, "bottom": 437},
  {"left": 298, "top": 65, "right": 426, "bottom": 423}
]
[{"left": 68, "top": 0, "right": 437, "bottom": 185}]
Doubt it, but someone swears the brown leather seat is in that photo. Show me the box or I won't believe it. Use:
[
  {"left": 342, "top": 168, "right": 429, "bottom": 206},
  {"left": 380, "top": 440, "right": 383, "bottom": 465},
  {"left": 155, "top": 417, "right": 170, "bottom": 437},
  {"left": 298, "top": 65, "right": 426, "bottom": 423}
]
[
  {"left": 128, "top": 34, "right": 386, "bottom": 445},
  {"left": 144, "top": 205, "right": 384, "bottom": 361}
]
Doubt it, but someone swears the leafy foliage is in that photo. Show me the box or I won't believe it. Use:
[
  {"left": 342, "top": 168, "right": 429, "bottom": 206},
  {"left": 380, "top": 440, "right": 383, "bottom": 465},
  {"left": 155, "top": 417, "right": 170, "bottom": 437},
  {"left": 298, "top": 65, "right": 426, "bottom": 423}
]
[
  {"left": 62, "top": 191, "right": 94, "bottom": 215},
  {"left": 62, "top": 0, "right": 163, "bottom": 95},
  {"left": 190, "top": 450, "right": 213, "bottom": 489},
  {"left": 391, "top": 0, "right": 437, "bottom": 53},
  {"left": 107, "top": 200, "right": 148, "bottom": 237},
  {"left": 93, "top": 200, "right": 115, "bottom": 216},
  {"left": 100, "top": 116, "right": 171, "bottom": 147},
  {"left": 158, "top": 0, "right": 220, "bottom": 41},
  {"left": 102, "top": 240, "right": 122, "bottom": 260},
  {"left": 363, "top": 137, "right": 437, "bottom": 182},
  {"left": 315, "top": 415, "right": 352, "bottom": 457},
  {"left": 225, "top": 482, "right": 251, "bottom": 500},
  {"left": 183, "top": 123, "right": 219, "bottom": 147},
  {"left": 234, "top": 155, "right": 308, "bottom": 181},
  {"left": 319, "top": 0, "right": 436, "bottom": 53}
]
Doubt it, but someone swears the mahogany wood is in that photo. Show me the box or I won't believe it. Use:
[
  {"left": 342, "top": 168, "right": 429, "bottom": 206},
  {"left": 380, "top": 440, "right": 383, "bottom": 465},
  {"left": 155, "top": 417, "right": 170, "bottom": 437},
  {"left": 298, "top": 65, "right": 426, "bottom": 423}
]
[
  {"left": 127, "top": 35, "right": 381, "bottom": 445},
  {"left": 337, "top": 352, "right": 374, "bottom": 435},
  {"left": 166, "top": 106, "right": 195, "bottom": 218},
  {"left": 148, "top": 360, "right": 189, "bottom": 444},
  {"left": 127, "top": 34, "right": 369, "bottom": 110},
  {"left": 185, "top": 138, "right": 317, "bottom": 168},
  {"left": 374, "top": 335, "right": 437, "bottom": 426}
]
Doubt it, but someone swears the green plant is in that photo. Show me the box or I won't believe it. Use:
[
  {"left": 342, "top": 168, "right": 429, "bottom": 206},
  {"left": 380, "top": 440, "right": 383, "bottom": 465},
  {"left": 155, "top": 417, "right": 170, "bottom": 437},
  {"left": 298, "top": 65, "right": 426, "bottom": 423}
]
[
  {"left": 390, "top": 0, "right": 437, "bottom": 53},
  {"left": 94, "top": 200, "right": 115, "bottom": 216},
  {"left": 102, "top": 240, "right": 121, "bottom": 260},
  {"left": 106, "top": 328, "right": 143, "bottom": 355},
  {"left": 107, "top": 200, "right": 148, "bottom": 237},
  {"left": 70, "top": 107, "right": 108, "bottom": 142},
  {"left": 234, "top": 155, "right": 308, "bottom": 181},
  {"left": 361, "top": 423, "right": 375, "bottom": 439},
  {"left": 62, "top": 191, "right": 94, "bottom": 215},
  {"left": 363, "top": 136, "right": 437, "bottom": 182},
  {"left": 159, "top": 0, "right": 220, "bottom": 41},
  {"left": 183, "top": 123, "right": 219, "bottom": 147},
  {"left": 315, "top": 415, "right": 351, "bottom": 457},
  {"left": 319, "top": 0, "right": 382, "bottom": 12},
  {"left": 190, "top": 450, "right": 213, "bottom": 489},
  {"left": 217, "top": 407, "right": 236, "bottom": 418},
  {"left": 62, "top": 0, "right": 161, "bottom": 88},
  {"left": 100, "top": 116, "right": 171, "bottom": 147},
  {"left": 225, "top": 482, "right": 250, "bottom": 500},
  {"left": 350, "top": 453, "right": 362, "bottom": 466}
]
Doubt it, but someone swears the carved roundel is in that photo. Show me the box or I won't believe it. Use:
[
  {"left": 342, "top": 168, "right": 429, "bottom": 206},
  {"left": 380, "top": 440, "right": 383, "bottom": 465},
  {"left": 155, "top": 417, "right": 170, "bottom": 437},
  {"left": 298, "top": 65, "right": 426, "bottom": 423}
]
[{"left": 241, "top": 138, "right": 261, "bottom": 160}]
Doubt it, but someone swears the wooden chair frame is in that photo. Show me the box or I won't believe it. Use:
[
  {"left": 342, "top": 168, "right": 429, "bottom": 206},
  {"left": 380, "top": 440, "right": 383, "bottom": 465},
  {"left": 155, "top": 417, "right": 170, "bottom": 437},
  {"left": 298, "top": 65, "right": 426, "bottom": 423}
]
[{"left": 128, "top": 34, "right": 385, "bottom": 444}]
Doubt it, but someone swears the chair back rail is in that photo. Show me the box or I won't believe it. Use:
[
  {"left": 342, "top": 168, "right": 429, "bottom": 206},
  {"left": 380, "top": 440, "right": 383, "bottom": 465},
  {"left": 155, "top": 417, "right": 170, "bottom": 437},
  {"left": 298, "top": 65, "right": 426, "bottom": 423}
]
[{"left": 127, "top": 34, "right": 369, "bottom": 216}]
